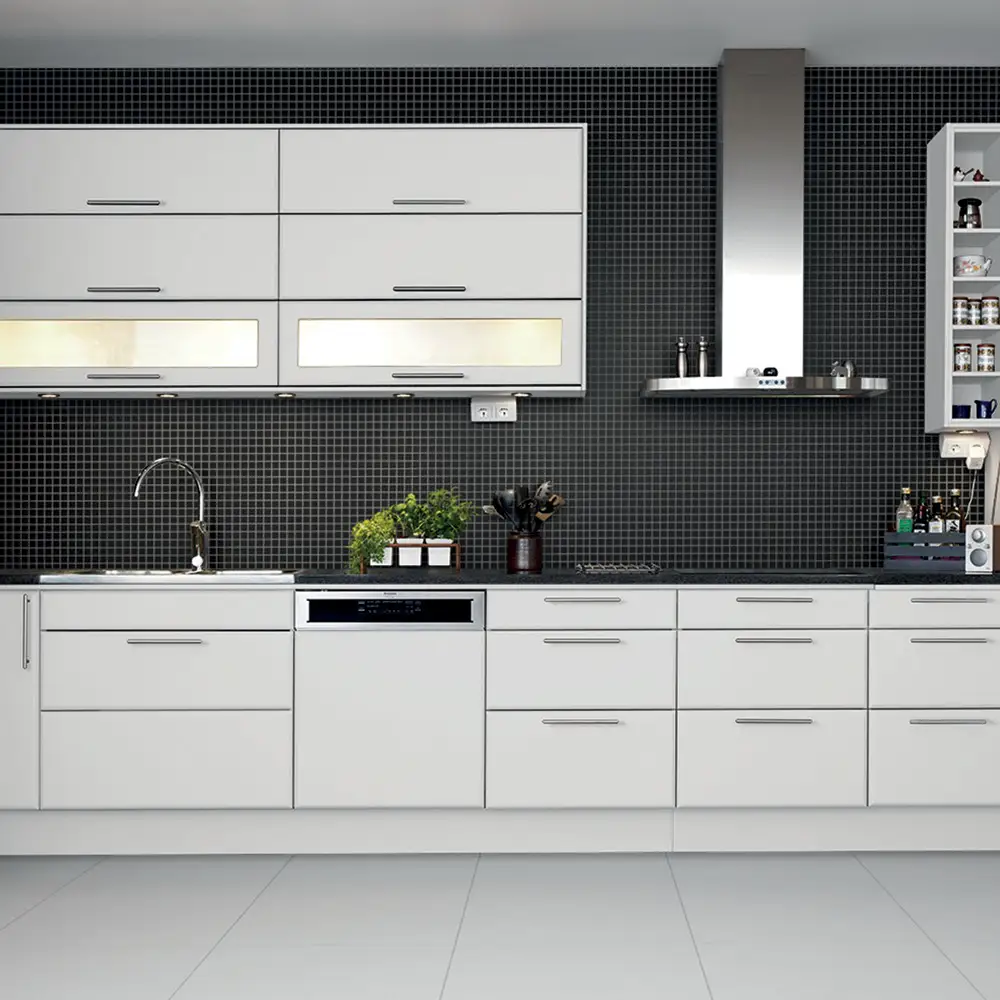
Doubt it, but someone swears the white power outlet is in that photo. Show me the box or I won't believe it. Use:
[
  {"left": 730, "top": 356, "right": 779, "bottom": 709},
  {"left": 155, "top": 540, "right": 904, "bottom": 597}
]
[
  {"left": 470, "top": 397, "right": 518, "bottom": 423},
  {"left": 939, "top": 431, "right": 990, "bottom": 469}
]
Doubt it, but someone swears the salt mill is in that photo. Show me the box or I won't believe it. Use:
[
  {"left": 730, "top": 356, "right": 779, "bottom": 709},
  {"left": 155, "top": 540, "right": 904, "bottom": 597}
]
[
  {"left": 675, "top": 337, "right": 688, "bottom": 378},
  {"left": 697, "top": 336, "right": 709, "bottom": 377}
]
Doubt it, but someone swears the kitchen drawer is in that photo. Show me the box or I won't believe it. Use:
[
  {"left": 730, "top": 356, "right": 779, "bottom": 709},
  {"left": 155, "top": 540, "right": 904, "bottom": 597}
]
[
  {"left": 870, "top": 629, "right": 1000, "bottom": 707},
  {"left": 41, "top": 631, "right": 292, "bottom": 710},
  {"left": 0, "top": 216, "right": 277, "bottom": 300},
  {"left": 869, "top": 709, "right": 1000, "bottom": 806},
  {"left": 486, "top": 710, "right": 674, "bottom": 808},
  {"left": 42, "top": 589, "right": 293, "bottom": 631},
  {"left": 677, "top": 630, "right": 867, "bottom": 708},
  {"left": 676, "top": 710, "right": 867, "bottom": 808},
  {"left": 487, "top": 589, "right": 675, "bottom": 631},
  {"left": 41, "top": 710, "right": 292, "bottom": 809},
  {"left": 678, "top": 589, "right": 868, "bottom": 629},
  {"left": 487, "top": 631, "right": 674, "bottom": 709},
  {"left": 280, "top": 127, "right": 584, "bottom": 213},
  {"left": 870, "top": 588, "right": 1000, "bottom": 628},
  {"left": 0, "top": 128, "right": 278, "bottom": 213},
  {"left": 280, "top": 214, "right": 582, "bottom": 300}
]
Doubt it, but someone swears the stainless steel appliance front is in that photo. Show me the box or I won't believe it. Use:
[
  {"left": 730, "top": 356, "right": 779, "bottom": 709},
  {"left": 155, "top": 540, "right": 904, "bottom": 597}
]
[{"left": 295, "top": 590, "right": 485, "bottom": 630}]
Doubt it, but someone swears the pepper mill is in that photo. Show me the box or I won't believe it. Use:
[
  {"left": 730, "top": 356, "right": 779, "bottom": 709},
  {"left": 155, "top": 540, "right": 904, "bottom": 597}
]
[
  {"left": 675, "top": 337, "right": 688, "bottom": 378},
  {"left": 697, "top": 336, "right": 709, "bottom": 377}
]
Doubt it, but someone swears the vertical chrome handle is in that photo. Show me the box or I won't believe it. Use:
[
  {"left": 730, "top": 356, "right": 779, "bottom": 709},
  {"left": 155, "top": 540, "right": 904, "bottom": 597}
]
[{"left": 21, "top": 595, "right": 30, "bottom": 670}]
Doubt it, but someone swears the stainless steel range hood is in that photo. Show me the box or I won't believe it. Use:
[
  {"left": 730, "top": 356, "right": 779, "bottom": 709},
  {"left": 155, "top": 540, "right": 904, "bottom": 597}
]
[{"left": 643, "top": 49, "right": 888, "bottom": 399}]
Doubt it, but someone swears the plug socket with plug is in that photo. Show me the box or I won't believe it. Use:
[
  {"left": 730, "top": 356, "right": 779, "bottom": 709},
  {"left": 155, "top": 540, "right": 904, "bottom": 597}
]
[
  {"left": 470, "top": 397, "right": 518, "bottom": 423},
  {"left": 939, "top": 431, "right": 991, "bottom": 469}
]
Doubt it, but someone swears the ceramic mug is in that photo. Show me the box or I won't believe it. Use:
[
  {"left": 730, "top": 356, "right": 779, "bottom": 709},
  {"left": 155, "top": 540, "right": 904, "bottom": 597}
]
[
  {"left": 975, "top": 398, "right": 998, "bottom": 419},
  {"left": 953, "top": 404, "right": 972, "bottom": 419},
  {"left": 955, "top": 254, "right": 994, "bottom": 276}
]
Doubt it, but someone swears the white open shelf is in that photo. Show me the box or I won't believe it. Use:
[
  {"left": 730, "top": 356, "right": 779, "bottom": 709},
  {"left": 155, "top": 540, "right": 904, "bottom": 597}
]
[
  {"left": 954, "top": 181, "right": 1000, "bottom": 187},
  {"left": 953, "top": 371, "right": 999, "bottom": 377}
]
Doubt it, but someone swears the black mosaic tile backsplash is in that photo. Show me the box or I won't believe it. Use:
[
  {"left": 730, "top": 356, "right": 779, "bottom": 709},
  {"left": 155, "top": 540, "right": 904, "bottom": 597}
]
[{"left": 0, "top": 68, "right": 988, "bottom": 571}]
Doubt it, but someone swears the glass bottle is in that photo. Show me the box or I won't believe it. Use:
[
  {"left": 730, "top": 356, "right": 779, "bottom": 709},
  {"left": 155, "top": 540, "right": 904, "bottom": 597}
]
[
  {"left": 945, "top": 489, "right": 965, "bottom": 534},
  {"left": 912, "top": 496, "right": 929, "bottom": 556},
  {"left": 894, "top": 487, "right": 914, "bottom": 532},
  {"left": 928, "top": 496, "right": 945, "bottom": 548}
]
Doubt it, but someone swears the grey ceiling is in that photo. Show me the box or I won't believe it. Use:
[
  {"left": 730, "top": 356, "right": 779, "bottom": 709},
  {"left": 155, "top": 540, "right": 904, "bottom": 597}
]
[{"left": 0, "top": 0, "right": 990, "bottom": 66}]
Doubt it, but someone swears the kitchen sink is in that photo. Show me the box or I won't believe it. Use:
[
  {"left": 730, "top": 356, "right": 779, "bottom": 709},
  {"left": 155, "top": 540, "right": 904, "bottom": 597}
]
[{"left": 39, "top": 570, "right": 296, "bottom": 585}]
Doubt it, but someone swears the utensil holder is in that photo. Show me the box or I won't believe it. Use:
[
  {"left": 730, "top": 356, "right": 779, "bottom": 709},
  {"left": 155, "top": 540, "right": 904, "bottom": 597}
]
[
  {"left": 883, "top": 532, "right": 966, "bottom": 573},
  {"left": 507, "top": 533, "right": 542, "bottom": 574}
]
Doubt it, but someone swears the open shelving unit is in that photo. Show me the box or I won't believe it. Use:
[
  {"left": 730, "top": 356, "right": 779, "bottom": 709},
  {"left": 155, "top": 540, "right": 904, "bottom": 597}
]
[{"left": 925, "top": 125, "right": 1000, "bottom": 432}]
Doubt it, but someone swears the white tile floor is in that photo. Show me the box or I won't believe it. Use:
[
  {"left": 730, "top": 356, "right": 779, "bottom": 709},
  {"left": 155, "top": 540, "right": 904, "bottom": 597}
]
[{"left": 1, "top": 852, "right": 998, "bottom": 999}]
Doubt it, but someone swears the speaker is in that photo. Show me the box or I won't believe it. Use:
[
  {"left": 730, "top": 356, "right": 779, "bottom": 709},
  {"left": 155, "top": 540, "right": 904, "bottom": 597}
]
[{"left": 965, "top": 524, "right": 998, "bottom": 573}]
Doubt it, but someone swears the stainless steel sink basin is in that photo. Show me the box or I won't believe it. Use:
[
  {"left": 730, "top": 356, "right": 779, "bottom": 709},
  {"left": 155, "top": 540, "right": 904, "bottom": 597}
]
[{"left": 40, "top": 570, "right": 296, "bottom": 585}]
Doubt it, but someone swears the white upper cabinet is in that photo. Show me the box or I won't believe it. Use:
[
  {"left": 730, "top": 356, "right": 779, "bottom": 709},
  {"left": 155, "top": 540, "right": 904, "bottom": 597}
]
[
  {"left": 0, "top": 216, "right": 277, "bottom": 300},
  {"left": 0, "top": 129, "right": 278, "bottom": 214},
  {"left": 280, "top": 127, "right": 585, "bottom": 213},
  {"left": 280, "top": 214, "right": 582, "bottom": 300}
]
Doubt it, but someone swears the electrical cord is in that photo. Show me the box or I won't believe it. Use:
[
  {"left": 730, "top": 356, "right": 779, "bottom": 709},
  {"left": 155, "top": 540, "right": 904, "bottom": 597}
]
[{"left": 968, "top": 467, "right": 981, "bottom": 523}]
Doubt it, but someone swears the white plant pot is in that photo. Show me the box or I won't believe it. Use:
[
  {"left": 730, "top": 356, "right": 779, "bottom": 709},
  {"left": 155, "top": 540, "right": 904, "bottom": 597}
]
[
  {"left": 426, "top": 538, "right": 453, "bottom": 567},
  {"left": 368, "top": 545, "right": 393, "bottom": 568},
  {"left": 396, "top": 537, "right": 424, "bottom": 567}
]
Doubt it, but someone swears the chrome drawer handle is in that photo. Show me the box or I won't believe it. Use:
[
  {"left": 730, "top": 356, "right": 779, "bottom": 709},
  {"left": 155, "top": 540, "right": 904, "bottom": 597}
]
[
  {"left": 542, "top": 718, "right": 621, "bottom": 726},
  {"left": 392, "top": 285, "right": 467, "bottom": 293},
  {"left": 86, "top": 373, "right": 162, "bottom": 380},
  {"left": 735, "top": 597, "right": 814, "bottom": 603},
  {"left": 86, "top": 199, "right": 162, "bottom": 207},
  {"left": 909, "top": 718, "right": 990, "bottom": 725},
  {"left": 734, "top": 637, "right": 813, "bottom": 644},
  {"left": 910, "top": 598, "right": 989, "bottom": 604},
  {"left": 392, "top": 199, "right": 468, "bottom": 206},
  {"left": 735, "top": 718, "right": 814, "bottom": 725},
  {"left": 391, "top": 372, "right": 466, "bottom": 379},
  {"left": 910, "top": 637, "right": 989, "bottom": 644},
  {"left": 86, "top": 286, "right": 162, "bottom": 294},
  {"left": 126, "top": 638, "right": 204, "bottom": 645},
  {"left": 543, "top": 597, "right": 623, "bottom": 604},
  {"left": 22, "top": 595, "right": 30, "bottom": 671},
  {"left": 542, "top": 637, "right": 622, "bottom": 644}
]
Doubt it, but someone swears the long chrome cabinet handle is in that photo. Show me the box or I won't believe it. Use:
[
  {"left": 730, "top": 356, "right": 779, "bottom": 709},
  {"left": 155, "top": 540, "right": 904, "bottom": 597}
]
[
  {"left": 86, "top": 373, "right": 162, "bottom": 380},
  {"left": 392, "top": 285, "right": 467, "bottom": 293},
  {"left": 392, "top": 199, "right": 468, "bottom": 206},
  {"left": 126, "top": 638, "right": 204, "bottom": 645},
  {"left": 544, "top": 597, "right": 623, "bottom": 604},
  {"left": 87, "top": 286, "right": 162, "bottom": 294},
  {"left": 542, "top": 718, "right": 621, "bottom": 726},
  {"left": 735, "top": 637, "right": 813, "bottom": 644},
  {"left": 542, "top": 637, "right": 622, "bottom": 645},
  {"left": 735, "top": 597, "right": 814, "bottom": 603},
  {"left": 910, "top": 597, "right": 989, "bottom": 603},
  {"left": 910, "top": 637, "right": 989, "bottom": 644},
  {"left": 391, "top": 372, "right": 466, "bottom": 379},
  {"left": 909, "top": 718, "right": 990, "bottom": 725},
  {"left": 86, "top": 199, "right": 162, "bottom": 206},
  {"left": 735, "top": 718, "right": 814, "bottom": 725},
  {"left": 22, "top": 595, "right": 30, "bottom": 670}
]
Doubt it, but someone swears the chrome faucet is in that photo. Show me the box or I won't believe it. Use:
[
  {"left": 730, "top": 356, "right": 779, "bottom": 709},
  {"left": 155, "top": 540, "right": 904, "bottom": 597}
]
[{"left": 133, "top": 457, "right": 208, "bottom": 573}]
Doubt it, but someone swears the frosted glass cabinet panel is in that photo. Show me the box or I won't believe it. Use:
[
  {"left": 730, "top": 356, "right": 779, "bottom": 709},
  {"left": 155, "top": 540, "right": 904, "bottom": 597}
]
[
  {"left": 0, "top": 302, "right": 277, "bottom": 386},
  {"left": 280, "top": 300, "right": 582, "bottom": 387}
]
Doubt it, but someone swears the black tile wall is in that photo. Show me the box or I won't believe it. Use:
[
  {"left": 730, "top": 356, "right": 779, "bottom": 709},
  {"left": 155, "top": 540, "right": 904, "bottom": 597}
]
[{"left": 0, "top": 68, "right": 987, "bottom": 571}]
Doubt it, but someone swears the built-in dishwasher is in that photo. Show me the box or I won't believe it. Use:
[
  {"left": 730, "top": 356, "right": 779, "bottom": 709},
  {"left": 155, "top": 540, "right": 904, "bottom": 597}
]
[{"left": 294, "top": 591, "right": 486, "bottom": 808}]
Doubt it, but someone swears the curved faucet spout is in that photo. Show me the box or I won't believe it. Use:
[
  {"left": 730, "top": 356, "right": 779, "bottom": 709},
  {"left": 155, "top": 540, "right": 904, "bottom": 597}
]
[{"left": 133, "top": 457, "right": 208, "bottom": 572}]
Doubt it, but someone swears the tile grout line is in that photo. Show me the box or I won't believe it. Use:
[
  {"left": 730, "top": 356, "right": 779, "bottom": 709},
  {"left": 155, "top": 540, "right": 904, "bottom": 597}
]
[
  {"left": 438, "top": 853, "right": 481, "bottom": 1000},
  {"left": 166, "top": 855, "right": 294, "bottom": 1000},
  {"left": 666, "top": 854, "right": 716, "bottom": 1000},
  {"left": 0, "top": 855, "right": 106, "bottom": 934},
  {"left": 853, "top": 854, "right": 989, "bottom": 1000}
]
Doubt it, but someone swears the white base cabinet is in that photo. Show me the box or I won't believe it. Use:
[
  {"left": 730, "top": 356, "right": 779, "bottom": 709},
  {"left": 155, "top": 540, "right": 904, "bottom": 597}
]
[{"left": 0, "top": 591, "right": 37, "bottom": 809}]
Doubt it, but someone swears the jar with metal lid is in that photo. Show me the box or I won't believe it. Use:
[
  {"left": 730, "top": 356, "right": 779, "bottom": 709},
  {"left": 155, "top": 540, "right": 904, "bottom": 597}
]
[
  {"left": 954, "top": 296, "right": 971, "bottom": 325},
  {"left": 970, "top": 298, "right": 983, "bottom": 325},
  {"left": 983, "top": 296, "right": 1000, "bottom": 325},
  {"left": 978, "top": 343, "right": 996, "bottom": 372},
  {"left": 956, "top": 343, "right": 973, "bottom": 371}
]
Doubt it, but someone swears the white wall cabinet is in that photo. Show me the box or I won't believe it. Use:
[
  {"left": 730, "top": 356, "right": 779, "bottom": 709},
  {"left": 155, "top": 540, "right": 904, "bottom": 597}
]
[
  {"left": 0, "top": 591, "right": 38, "bottom": 809},
  {"left": 294, "top": 630, "right": 485, "bottom": 808}
]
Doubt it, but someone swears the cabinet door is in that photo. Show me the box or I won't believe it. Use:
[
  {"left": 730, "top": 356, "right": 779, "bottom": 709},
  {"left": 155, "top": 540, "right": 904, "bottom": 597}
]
[
  {"left": 0, "top": 592, "right": 38, "bottom": 809},
  {"left": 280, "top": 127, "right": 584, "bottom": 213},
  {"left": 0, "top": 128, "right": 278, "bottom": 213},
  {"left": 279, "top": 299, "right": 582, "bottom": 389},
  {"left": 0, "top": 301, "right": 277, "bottom": 387},
  {"left": 295, "top": 631, "right": 484, "bottom": 807},
  {"left": 0, "top": 216, "right": 277, "bottom": 300},
  {"left": 280, "top": 215, "right": 582, "bottom": 300}
]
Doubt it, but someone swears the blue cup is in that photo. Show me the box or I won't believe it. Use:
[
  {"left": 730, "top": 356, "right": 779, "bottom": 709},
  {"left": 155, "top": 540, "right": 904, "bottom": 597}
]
[
  {"left": 976, "top": 398, "right": 998, "bottom": 419},
  {"left": 953, "top": 404, "right": 972, "bottom": 419}
]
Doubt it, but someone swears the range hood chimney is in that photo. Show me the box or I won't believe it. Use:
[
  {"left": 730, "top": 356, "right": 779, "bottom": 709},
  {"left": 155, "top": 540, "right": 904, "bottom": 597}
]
[{"left": 643, "top": 49, "right": 888, "bottom": 398}]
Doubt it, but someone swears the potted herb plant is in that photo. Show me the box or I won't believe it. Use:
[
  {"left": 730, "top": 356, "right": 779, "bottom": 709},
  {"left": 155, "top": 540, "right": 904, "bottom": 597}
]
[
  {"left": 391, "top": 493, "right": 428, "bottom": 566},
  {"left": 423, "top": 488, "right": 477, "bottom": 566},
  {"left": 347, "top": 509, "right": 395, "bottom": 573}
]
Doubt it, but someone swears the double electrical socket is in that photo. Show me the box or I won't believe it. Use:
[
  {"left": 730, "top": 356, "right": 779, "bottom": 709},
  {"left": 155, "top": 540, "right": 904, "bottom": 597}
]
[
  {"left": 470, "top": 397, "right": 518, "bottom": 423},
  {"left": 939, "top": 431, "right": 991, "bottom": 469}
]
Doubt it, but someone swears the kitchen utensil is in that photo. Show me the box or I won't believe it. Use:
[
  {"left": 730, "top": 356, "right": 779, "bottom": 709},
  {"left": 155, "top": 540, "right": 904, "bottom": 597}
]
[
  {"left": 954, "top": 253, "right": 993, "bottom": 276},
  {"left": 534, "top": 480, "right": 554, "bottom": 502},
  {"left": 958, "top": 197, "right": 984, "bottom": 229},
  {"left": 976, "top": 398, "right": 998, "bottom": 419},
  {"left": 507, "top": 532, "right": 542, "bottom": 574},
  {"left": 494, "top": 489, "right": 517, "bottom": 525}
]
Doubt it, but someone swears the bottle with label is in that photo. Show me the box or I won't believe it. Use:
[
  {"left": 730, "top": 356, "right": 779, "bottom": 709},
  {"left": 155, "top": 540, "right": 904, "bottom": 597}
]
[
  {"left": 912, "top": 496, "right": 929, "bottom": 555},
  {"left": 928, "top": 496, "right": 946, "bottom": 549},
  {"left": 894, "top": 487, "right": 914, "bottom": 532},
  {"left": 945, "top": 489, "right": 965, "bottom": 534}
]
